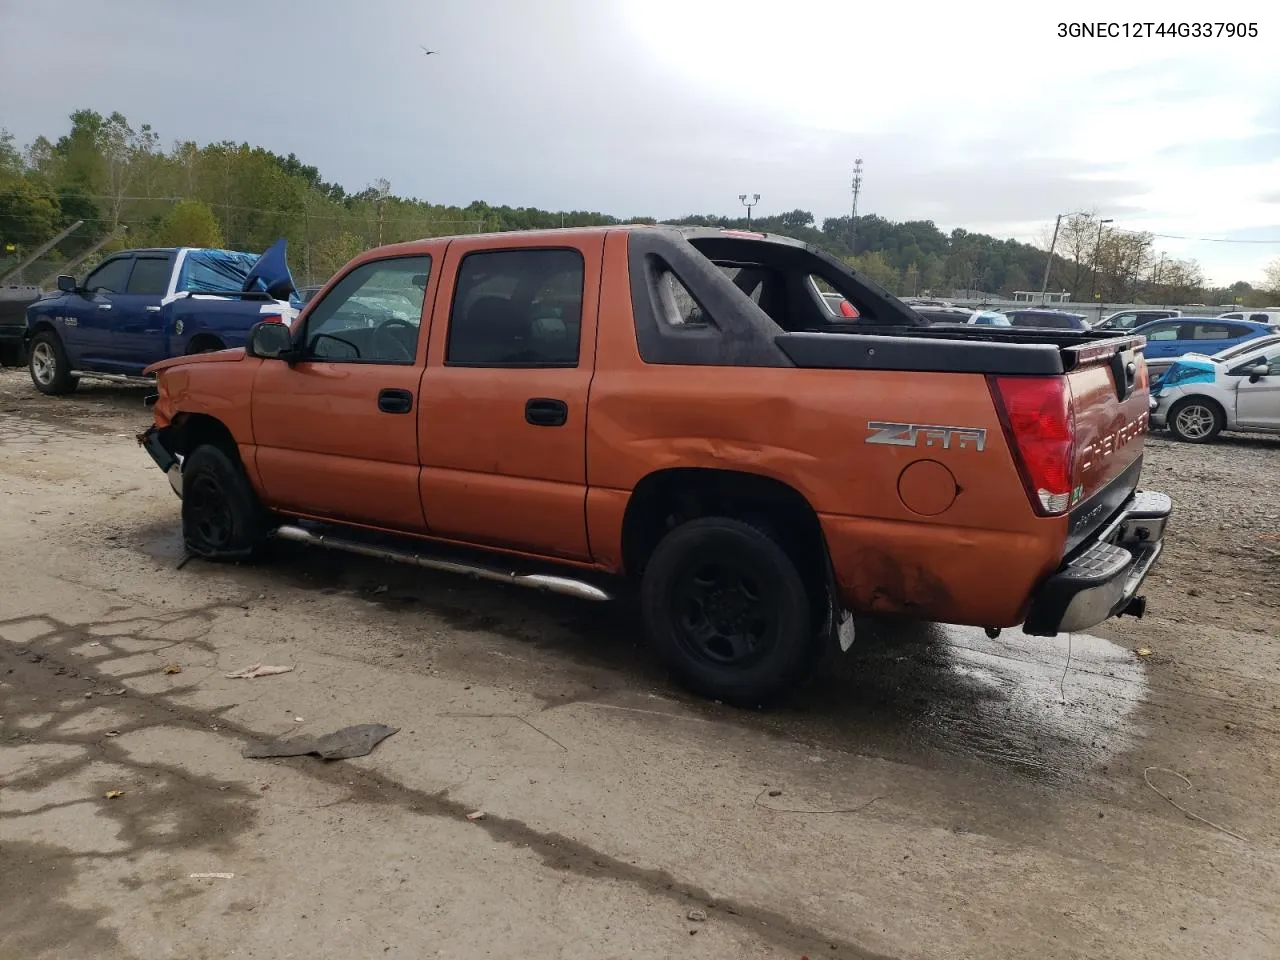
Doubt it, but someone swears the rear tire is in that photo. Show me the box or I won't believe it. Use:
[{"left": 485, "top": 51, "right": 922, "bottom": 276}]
[
  {"left": 640, "top": 516, "right": 820, "bottom": 706},
  {"left": 27, "top": 331, "right": 78, "bottom": 395},
  {"left": 1167, "top": 397, "right": 1223, "bottom": 443},
  {"left": 181, "top": 444, "right": 271, "bottom": 560}
]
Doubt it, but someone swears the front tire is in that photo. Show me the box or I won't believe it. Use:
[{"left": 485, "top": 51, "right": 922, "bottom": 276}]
[
  {"left": 640, "top": 517, "right": 820, "bottom": 706},
  {"left": 181, "top": 444, "right": 271, "bottom": 560},
  {"left": 27, "top": 331, "right": 78, "bottom": 395},
  {"left": 1168, "top": 397, "right": 1223, "bottom": 443}
]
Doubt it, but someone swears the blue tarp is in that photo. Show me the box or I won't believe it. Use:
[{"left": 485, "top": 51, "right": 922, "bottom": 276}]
[{"left": 176, "top": 249, "right": 261, "bottom": 295}]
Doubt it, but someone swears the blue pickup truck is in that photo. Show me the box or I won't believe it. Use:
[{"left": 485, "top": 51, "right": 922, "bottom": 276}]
[{"left": 24, "top": 239, "right": 299, "bottom": 394}]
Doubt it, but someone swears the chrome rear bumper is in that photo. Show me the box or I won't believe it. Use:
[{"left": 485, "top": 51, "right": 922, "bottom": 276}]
[{"left": 1023, "top": 491, "right": 1171, "bottom": 636}]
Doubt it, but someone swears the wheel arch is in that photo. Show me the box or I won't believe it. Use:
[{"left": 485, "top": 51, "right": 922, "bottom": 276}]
[
  {"left": 1170, "top": 392, "right": 1227, "bottom": 421},
  {"left": 620, "top": 467, "right": 832, "bottom": 617},
  {"left": 185, "top": 333, "right": 227, "bottom": 354},
  {"left": 167, "top": 411, "right": 242, "bottom": 461},
  {"left": 24, "top": 318, "right": 58, "bottom": 341},
  {"left": 1167, "top": 393, "right": 1228, "bottom": 440}
]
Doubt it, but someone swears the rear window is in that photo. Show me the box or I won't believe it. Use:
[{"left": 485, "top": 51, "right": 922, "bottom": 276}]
[
  {"left": 1190, "top": 324, "right": 1230, "bottom": 339},
  {"left": 1007, "top": 311, "right": 1080, "bottom": 329},
  {"left": 177, "top": 249, "right": 261, "bottom": 294}
]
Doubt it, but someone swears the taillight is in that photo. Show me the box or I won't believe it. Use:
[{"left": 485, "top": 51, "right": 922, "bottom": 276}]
[
  {"left": 989, "top": 376, "right": 1076, "bottom": 516},
  {"left": 839, "top": 300, "right": 858, "bottom": 318}
]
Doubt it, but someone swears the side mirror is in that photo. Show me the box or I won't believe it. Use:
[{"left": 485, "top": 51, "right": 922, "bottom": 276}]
[
  {"left": 1245, "top": 362, "right": 1270, "bottom": 383},
  {"left": 246, "top": 320, "right": 296, "bottom": 361},
  {"left": 56, "top": 275, "right": 78, "bottom": 294}
]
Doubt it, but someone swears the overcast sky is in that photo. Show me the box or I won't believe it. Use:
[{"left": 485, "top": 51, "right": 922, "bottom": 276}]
[{"left": 2, "top": 0, "right": 1278, "bottom": 285}]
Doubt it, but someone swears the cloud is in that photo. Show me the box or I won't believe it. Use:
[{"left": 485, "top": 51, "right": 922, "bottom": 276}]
[{"left": 1, "top": 0, "right": 1277, "bottom": 282}]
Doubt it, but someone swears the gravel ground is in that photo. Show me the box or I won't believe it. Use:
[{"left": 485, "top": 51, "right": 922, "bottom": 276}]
[
  {"left": 3, "top": 364, "right": 1280, "bottom": 960},
  {"left": 1138, "top": 431, "right": 1280, "bottom": 635}
]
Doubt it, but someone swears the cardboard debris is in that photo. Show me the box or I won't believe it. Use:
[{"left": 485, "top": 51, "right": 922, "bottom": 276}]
[{"left": 225, "top": 664, "right": 294, "bottom": 679}]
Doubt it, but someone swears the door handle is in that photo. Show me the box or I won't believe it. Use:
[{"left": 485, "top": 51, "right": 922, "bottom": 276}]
[
  {"left": 98, "top": 304, "right": 112, "bottom": 310},
  {"left": 378, "top": 388, "right": 414, "bottom": 414},
  {"left": 525, "top": 397, "right": 568, "bottom": 427},
  {"left": 145, "top": 305, "right": 161, "bottom": 313}
]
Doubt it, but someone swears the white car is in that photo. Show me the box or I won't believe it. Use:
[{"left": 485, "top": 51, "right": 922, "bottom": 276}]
[
  {"left": 1218, "top": 309, "right": 1280, "bottom": 325},
  {"left": 1149, "top": 334, "right": 1280, "bottom": 442}
]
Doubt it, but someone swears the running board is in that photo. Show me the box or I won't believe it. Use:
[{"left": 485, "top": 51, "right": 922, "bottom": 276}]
[
  {"left": 270, "top": 524, "right": 613, "bottom": 602},
  {"left": 70, "top": 370, "right": 154, "bottom": 386}
]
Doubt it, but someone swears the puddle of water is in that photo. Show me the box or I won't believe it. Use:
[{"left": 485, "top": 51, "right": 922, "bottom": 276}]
[
  {"left": 130, "top": 522, "right": 1148, "bottom": 780},
  {"left": 784, "top": 619, "right": 1149, "bottom": 782}
]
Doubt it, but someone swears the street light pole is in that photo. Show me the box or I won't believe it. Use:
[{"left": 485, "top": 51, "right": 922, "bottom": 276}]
[
  {"left": 739, "top": 193, "right": 760, "bottom": 228},
  {"left": 1090, "top": 217, "right": 1113, "bottom": 302}
]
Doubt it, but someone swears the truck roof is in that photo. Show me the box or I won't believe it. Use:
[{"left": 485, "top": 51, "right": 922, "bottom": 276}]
[{"left": 371, "top": 224, "right": 810, "bottom": 255}]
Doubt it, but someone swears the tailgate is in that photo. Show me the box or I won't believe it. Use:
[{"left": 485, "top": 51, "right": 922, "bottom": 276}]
[{"left": 1063, "top": 336, "right": 1150, "bottom": 554}]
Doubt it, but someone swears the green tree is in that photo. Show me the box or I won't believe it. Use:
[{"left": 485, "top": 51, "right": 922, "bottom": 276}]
[
  {"left": 155, "top": 199, "right": 224, "bottom": 248},
  {"left": 0, "top": 129, "right": 22, "bottom": 175},
  {"left": 1263, "top": 258, "right": 1280, "bottom": 297},
  {"left": 849, "top": 250, "right": 900, "bottom": 292},
  {"left": 0, "top": 177, "right": 60, "bottom": 248}
]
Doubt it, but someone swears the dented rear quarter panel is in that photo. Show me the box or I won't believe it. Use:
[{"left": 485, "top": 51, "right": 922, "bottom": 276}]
[{"left": 587, "top": 232, "right": 1067, "bottom": 626}]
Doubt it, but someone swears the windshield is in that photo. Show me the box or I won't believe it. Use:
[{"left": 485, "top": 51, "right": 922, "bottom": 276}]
[
  {"left": 176, "top": 249, "right": 262, "bottom": 294},
  {"left": 971, "top": 310, "right": 1011, "bottom": 326}
]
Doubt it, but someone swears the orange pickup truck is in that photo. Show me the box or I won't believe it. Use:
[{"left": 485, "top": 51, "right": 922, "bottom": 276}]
[{"left": 139, "top": 226, "right": 1170, "bottom": 704}]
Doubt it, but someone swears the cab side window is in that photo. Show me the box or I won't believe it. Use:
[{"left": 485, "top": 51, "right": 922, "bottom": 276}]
[
  {"left": 126, "top": 256, "right": 173, "bottom": 296},
  {"left": 446, "top": 249, "right": 584, "bottom": 367},
  {"left": 84, "top": 257, "right": 134, "bottom": 294},
  {"left": 302, "top": 256, "right": 431, "bottom": 364},
  {"left": 1143, "top": 323, "right": 1180, "bottom": 341}
]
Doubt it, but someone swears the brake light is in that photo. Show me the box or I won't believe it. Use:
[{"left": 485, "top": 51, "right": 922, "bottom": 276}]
[
  {"left": 989, "top": 376, "right": 1076, "bottom": 516},
  {"left": 1132, "top": 356, "right": 1149, "bottom": 391}
]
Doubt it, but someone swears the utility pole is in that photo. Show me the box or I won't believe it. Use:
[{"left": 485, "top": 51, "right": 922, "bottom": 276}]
[
  {"left": 738, "top": 193, "right": 760, "bottom": 227},
  {"left": 1039, "top": 213, "right": 1063, "bottom": 304},
  {"left": 374, "top": 178, "right": 391, "bottom": 246},
  {"left": 1089, "top": 217, "right": 1113, "bottom": 302},
  {"left": 849, "top": 158, "right": 863, "bottom": 254}
]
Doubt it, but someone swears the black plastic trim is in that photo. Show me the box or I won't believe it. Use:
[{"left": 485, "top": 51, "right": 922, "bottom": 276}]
[
  {"left": 138, "top": 426, "right": 177, "bottom": 473},
  {"left": 773, "top": 331, "right": 1065, "bottom": 375},
  {"left": 626, "top": 230, "right": 794, "bottom": 367},
  {"left": 1063, "top": 456, "right": 1144, "bottom": 558}
]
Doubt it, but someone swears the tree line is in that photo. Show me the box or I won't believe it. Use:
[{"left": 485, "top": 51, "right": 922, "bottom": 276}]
[{"left": 2, "top": 110, "right": 1276, "bottom": 305}]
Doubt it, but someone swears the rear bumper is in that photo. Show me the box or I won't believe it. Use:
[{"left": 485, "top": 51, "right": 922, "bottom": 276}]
[
  {"left": 1148, "top": 395, "right": 1168, "bottom": 429},
  {"left": 137, "top": 426, "right": 184, "bottom": 499},
  {"left": 1023, "top": 490, "right": 1171, "bottom": 636}
]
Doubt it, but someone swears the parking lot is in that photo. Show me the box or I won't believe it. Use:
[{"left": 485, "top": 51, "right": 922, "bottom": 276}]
[{"left": 3, "top": 366, "right": 1280, "bottom": 959}]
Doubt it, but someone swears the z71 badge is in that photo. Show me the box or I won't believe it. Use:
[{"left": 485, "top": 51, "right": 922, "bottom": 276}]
[{"left": 865, "top": 421, "right": 987, "bottom": 451}]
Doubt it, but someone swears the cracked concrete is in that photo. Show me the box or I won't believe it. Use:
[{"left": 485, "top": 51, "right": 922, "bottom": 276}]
[{"left": 3, "top": 369, "right": 1280, "bottom": 959}]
